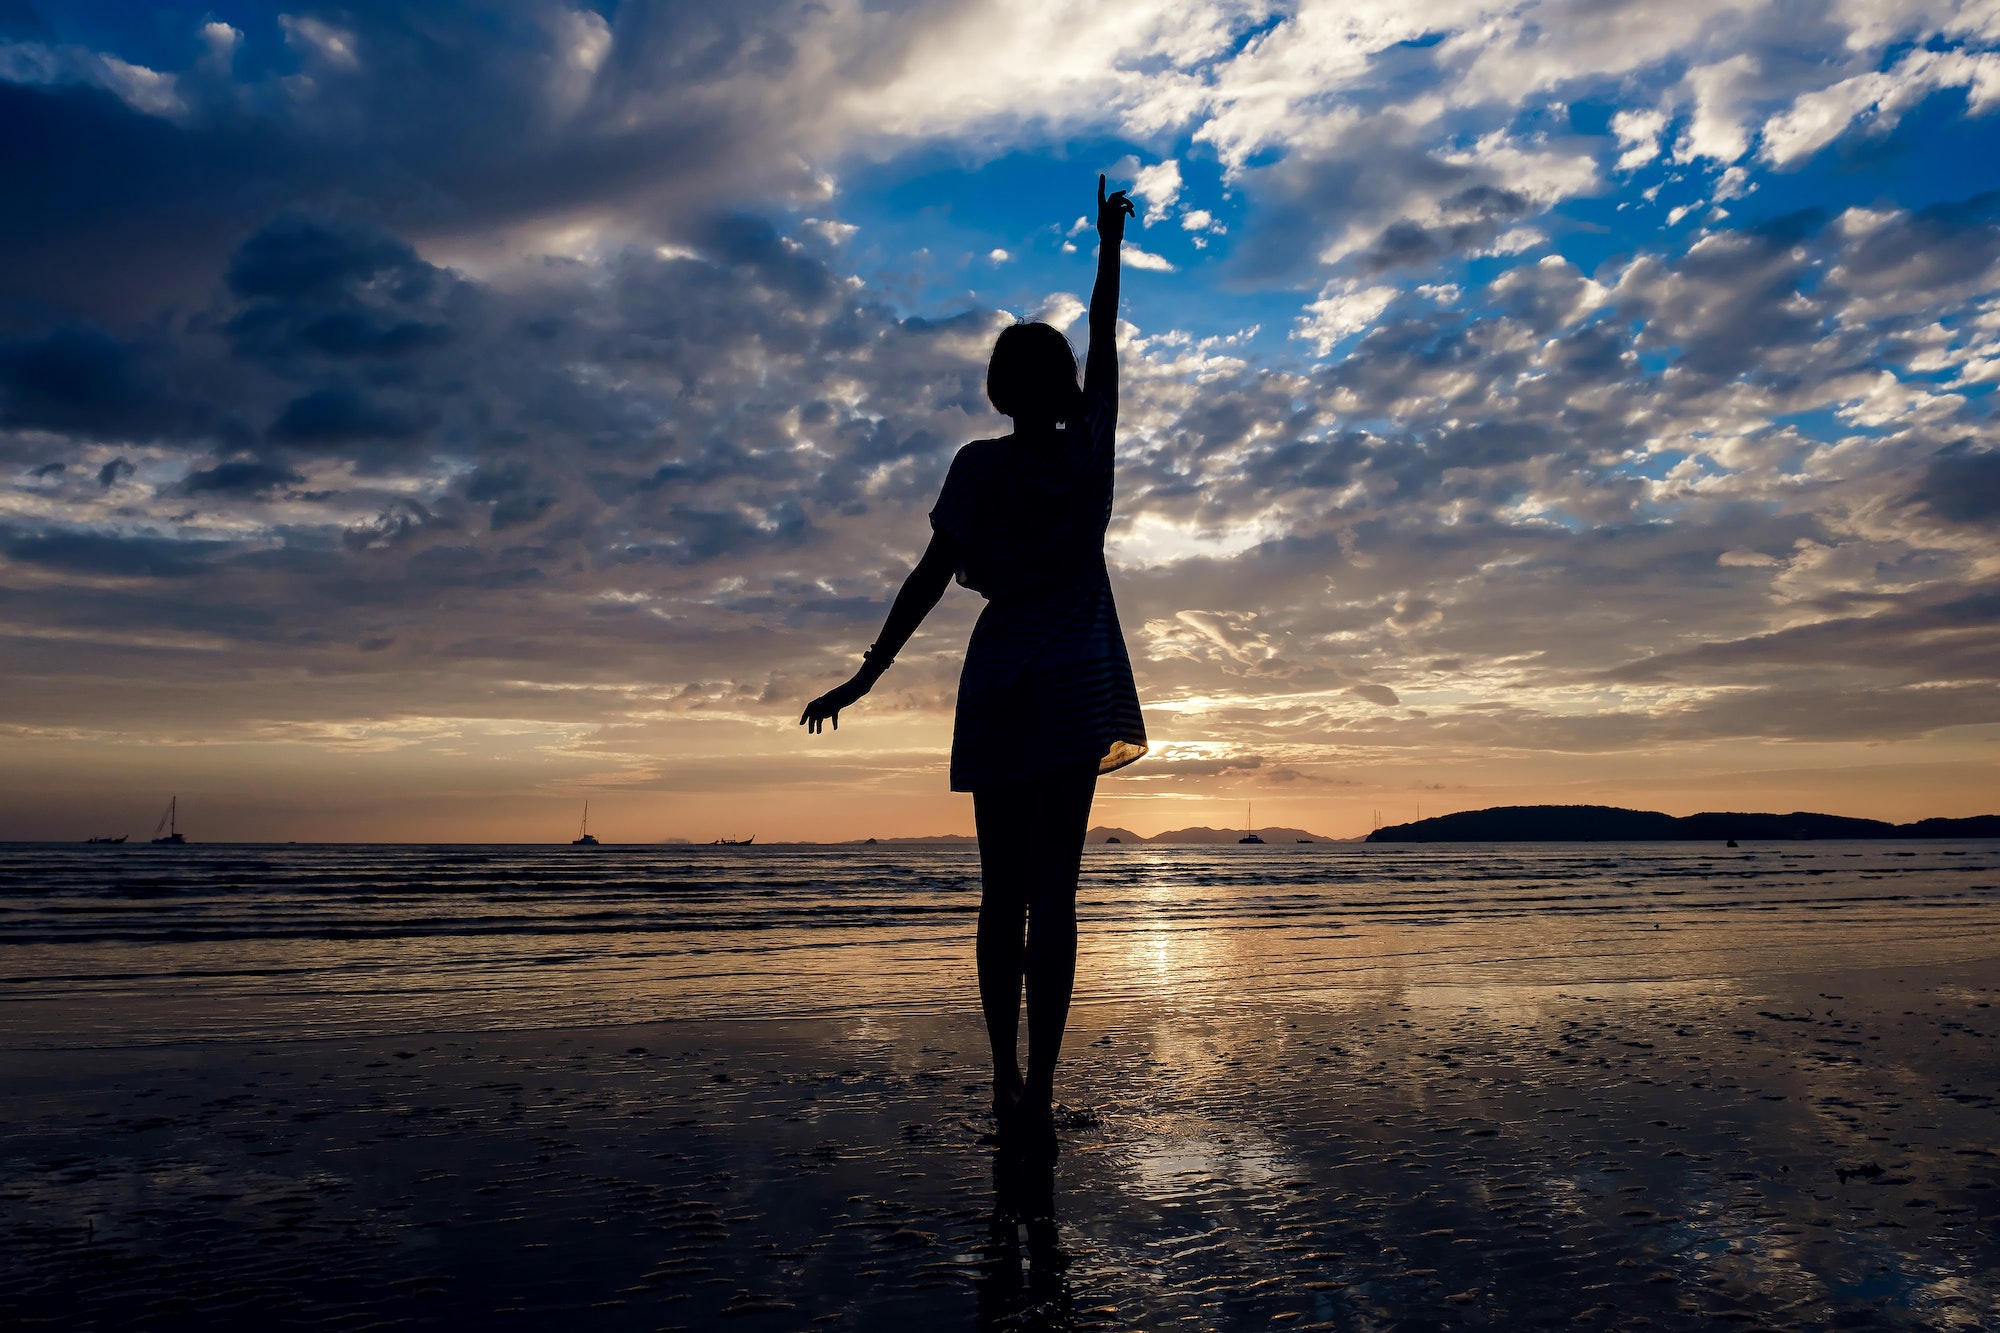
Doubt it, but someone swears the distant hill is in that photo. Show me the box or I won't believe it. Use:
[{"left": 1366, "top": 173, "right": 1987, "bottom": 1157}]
[
  {"left": 1087, "top": 824, "right": 1347, "bottom": 845},
  {"left": 1365, "top": 804, "right": 2000, "bottom": 843}
]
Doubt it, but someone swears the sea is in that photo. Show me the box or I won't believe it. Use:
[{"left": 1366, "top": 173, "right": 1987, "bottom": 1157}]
[{"left": 5, "top": 839, "right": 1997, "bottom": 1047}]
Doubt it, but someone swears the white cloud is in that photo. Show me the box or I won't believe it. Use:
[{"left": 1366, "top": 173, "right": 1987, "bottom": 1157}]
[
  {"left": 1674, "top": 55, "right": 1761, "bottom": 164},
  {"left": 1132, "top": 158, "right": 1183, "bottom": 223},
  {"left": 543, "top": 6, "right": 611, "bottom": 118},
  {"left": 802, "top": 218, "right": 859, "bottom": 246},
  {"left": 1475, "top": 226, "right": 1547, "bottom": 257},
  {"left": 200, "top": 22, "right": 241, "bottom": 66},
  {"left": 95, "top": 55, "right": 185, "bottom": 118},
  {"left": 1713, "top": 164, "right": 1753, "bottom": 201},
  {"left": 987, "top": 248, "right": 1012, "bottom": 263},
  {"left": 1612, "top": 107, "right": 1668, "bottom": 171},
  {"left": 1032, "top": 292, "right": 1087, "bottom": 330},
  {"left": 1293, "top": 282, "right": 1397, "bottom": 354},
  {"left": 1761, "top": 47, "right": 2000, "bottom": 168},
  {"left": 1123, "top": 245, "right": 1177, "bottom": 271},
  {"left": 279, "top": 14, "right": 361, "bottom": 70}
]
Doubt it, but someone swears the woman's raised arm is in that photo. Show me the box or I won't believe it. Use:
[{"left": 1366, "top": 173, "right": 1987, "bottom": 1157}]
[
  {"left": 799, "top": 531, "right": 958, "bottom": 733},
  {"left": 1085, "top": 173, "right": 1135, "bottom": 403}
]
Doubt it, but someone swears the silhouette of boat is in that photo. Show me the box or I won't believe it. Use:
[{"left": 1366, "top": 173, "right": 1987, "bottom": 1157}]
[
  {"left": 1237, "top": 801, "right": 1264, "bottom": 844},
  {"left": 85, "top": 834, "right": 127, "bottom": 844},
  {"left": 150, "top": 797, "right": 186, "bottom": 845},
  {"left": 571, "top": 801, "right": 599, "bottom": 846},
  {"left": 1295, "top": 838, "right": 1313, "bottom": 844},
  {"left": 711, "top": 835, "right": 755, "bottom": 846}
]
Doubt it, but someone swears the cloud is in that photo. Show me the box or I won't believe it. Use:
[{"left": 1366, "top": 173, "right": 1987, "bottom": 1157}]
[
  {"left": 1611, "top": 107, "right": 1667, "bottom": 170},
  {"left": 1132, "top": 158, "right": 1182, "bottom": 222},
  {"left": 1293, "top": 282, "right": 1397, "bottom": 355},
  {"left": 5, "top": 0, "right": 2000, "bottom": 834},
  {"left": 1760, "top": 47, "right": 2000, "bottom": 168},
  {"left": 3, "top": 530, "right": 232, "bottom": 580},
  {"left": 0, "top": 325, "right": 197, "bottom": 439},
  {"left": 1910, "top": 444, "right": 2000, "bottom": 525},
  {"left": 182, "top": 460, "right": 307, "bottom": 497},
  {"left": 267, "top": 386, "right": 431, "bottom": 448}
]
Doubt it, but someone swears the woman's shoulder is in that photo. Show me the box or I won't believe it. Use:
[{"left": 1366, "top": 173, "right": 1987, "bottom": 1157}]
[
  {"left": 934, "top": 438, "right": 1004, "bottom": 525},
  {"left": 942, "top": 436, "right": 1008, "bottom": 480}
]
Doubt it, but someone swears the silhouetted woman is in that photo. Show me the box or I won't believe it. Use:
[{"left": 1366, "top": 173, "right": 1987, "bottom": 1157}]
[{"left": 802, "top": 176, "right": 1148, "bottom": 1152}]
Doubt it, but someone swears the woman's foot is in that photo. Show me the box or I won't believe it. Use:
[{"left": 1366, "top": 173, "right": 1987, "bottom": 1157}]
[
  {"left": 1012, "top": 1078, "right": 1059, "bottom": 1160},
  {"left": 992, "top": 1068, "right": 1026, "bottom": 1124}
]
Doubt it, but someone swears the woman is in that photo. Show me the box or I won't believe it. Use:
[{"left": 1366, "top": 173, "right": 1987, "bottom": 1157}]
[{"left": 801, "top": 176, "right": 1148, "bottom": 1151}]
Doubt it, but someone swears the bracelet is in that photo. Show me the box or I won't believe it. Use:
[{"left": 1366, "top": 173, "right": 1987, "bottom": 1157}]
[{"left": 860, "top": 644, "right": 896, "bottom": 676}]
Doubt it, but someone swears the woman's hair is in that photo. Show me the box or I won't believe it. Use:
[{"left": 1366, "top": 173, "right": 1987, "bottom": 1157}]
[{"left": 987, "top": 322, "right": 1084, "bottom": 423}]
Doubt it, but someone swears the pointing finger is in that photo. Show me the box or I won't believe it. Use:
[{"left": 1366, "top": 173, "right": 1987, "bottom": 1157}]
[{"left": 1098, "top": 173, "right": 1106, "bottom": 208}]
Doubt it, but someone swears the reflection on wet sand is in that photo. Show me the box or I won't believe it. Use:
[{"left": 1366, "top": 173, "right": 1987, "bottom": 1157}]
[
  {"left": 3, "top": 842, "right": 1998, "bottom": 1328},
  {"left": 979, "top": 1148, "right": 1071, "bottom": 1331},
  {"left": 6, "top": 959, "right": 1996, "bottom": 1329}
]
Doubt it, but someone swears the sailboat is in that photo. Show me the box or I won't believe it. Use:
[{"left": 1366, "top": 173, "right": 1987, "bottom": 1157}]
[
  {"left": 150, "top": 796, "right": 186, "bottom": 845},
  {"left": 85, "top": 834, "right": 126, "bottom": 844},
  {"left": 1237, "top": 801, "right": 1265, "bottom": 844},
  {"left": 571, "top": 801, "right": 599, "bottom": 846}
]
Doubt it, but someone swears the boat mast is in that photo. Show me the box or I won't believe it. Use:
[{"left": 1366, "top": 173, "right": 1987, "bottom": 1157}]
[{"left": 580, "top": 801, "right": 589, "bottom": 839}]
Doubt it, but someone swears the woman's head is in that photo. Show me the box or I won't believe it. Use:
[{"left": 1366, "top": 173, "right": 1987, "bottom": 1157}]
[{"left": 987, "top": 322, "right": 1083, "bottom": 424}]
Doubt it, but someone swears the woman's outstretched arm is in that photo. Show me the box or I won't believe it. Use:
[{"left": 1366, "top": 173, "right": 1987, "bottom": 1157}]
[
  {"left": 1084, "top": 173, "right": 1135, "bottom": 403},
  {"left": 800, "top": 532, "right": 958, "bottom": 733}
]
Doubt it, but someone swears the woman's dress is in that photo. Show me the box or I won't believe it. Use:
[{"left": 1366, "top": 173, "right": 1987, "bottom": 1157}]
[{"left": 928, "top": 381, "right": 1148, "bottom": 792}]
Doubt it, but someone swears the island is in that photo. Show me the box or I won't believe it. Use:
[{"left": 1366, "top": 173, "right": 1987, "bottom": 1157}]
[{"left": 1364, "top": 804, "right": 2000, "bottom": 843}]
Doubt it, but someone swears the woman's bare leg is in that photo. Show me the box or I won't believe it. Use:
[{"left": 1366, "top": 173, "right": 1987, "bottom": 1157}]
[
  {"left": 1021, "top": 767, "right": 1094, "bottom": 1117},
  {"left": 976, "top": 792, "right": 1029, "bottom": 1113},
  {"left": 975, "top": 880, "right": 1027, "bottom": 1110},
  {"left": 975, "top": 765, "right": 1096, "bottom": 1138}
]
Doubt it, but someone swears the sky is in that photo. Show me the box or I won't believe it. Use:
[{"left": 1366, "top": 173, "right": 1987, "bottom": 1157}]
[{"left": 2, "top": 0, "right": 1999, "bottom": 843}]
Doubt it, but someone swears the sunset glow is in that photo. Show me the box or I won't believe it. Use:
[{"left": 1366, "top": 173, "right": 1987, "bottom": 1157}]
[{"left": 5, "top": 2, "right": 1999, "bottom": 841}]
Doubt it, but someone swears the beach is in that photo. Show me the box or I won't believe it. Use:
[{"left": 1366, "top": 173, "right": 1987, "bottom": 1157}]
[{"left": 4, "top": 842, "right": 1998, "bottom": 1328}]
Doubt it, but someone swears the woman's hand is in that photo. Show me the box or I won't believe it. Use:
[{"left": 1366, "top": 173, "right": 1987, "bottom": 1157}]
[
  {"left": 1097, "top": 173, "right": 1134, "bottom": 247},
  {"left": 800, "top": 674, "right": 872, "bottom": 733}
]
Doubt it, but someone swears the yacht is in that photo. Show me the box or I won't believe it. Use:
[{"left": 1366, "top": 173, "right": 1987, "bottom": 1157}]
[{"left": 150, "top": 797, "right": 186, "bottom": 845}]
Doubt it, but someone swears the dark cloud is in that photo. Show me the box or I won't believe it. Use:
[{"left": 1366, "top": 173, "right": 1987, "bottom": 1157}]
[
  {"left": 1602, "top": 583, "right": 2000, "bottom": 685},
  {"left": 1830, "top": 192, "right": 2000, "bottom": 313},
  {"left": 226, "top": 214, "right": 426, "bottom": 304},
  {"left": 182, "top": 460, "right": 306, "bottom": 496},
  {"left": 0, "top": 0, "right": 949, "bottom": 324},
  {"left": 266, "top": 385, "right": 431, "bottom": 447},
  {"left": 3, "top": 530, "right": 229, "bottom": 579},
  {"left": 1910, "top": 444, "right": 2000, "bottom": 526},
  {"left": 0, "top": 325, "right": 200, "bottom": 439}
]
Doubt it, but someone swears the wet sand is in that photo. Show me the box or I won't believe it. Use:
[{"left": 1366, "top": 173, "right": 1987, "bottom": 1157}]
[{"left": 5, "top": 958, "right": 1998, "bottom": 1330}]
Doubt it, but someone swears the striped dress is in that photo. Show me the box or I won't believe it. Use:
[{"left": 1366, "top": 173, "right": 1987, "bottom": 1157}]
[{"left": 928, "top": 382, "right": 1148, "bottom": 793}]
